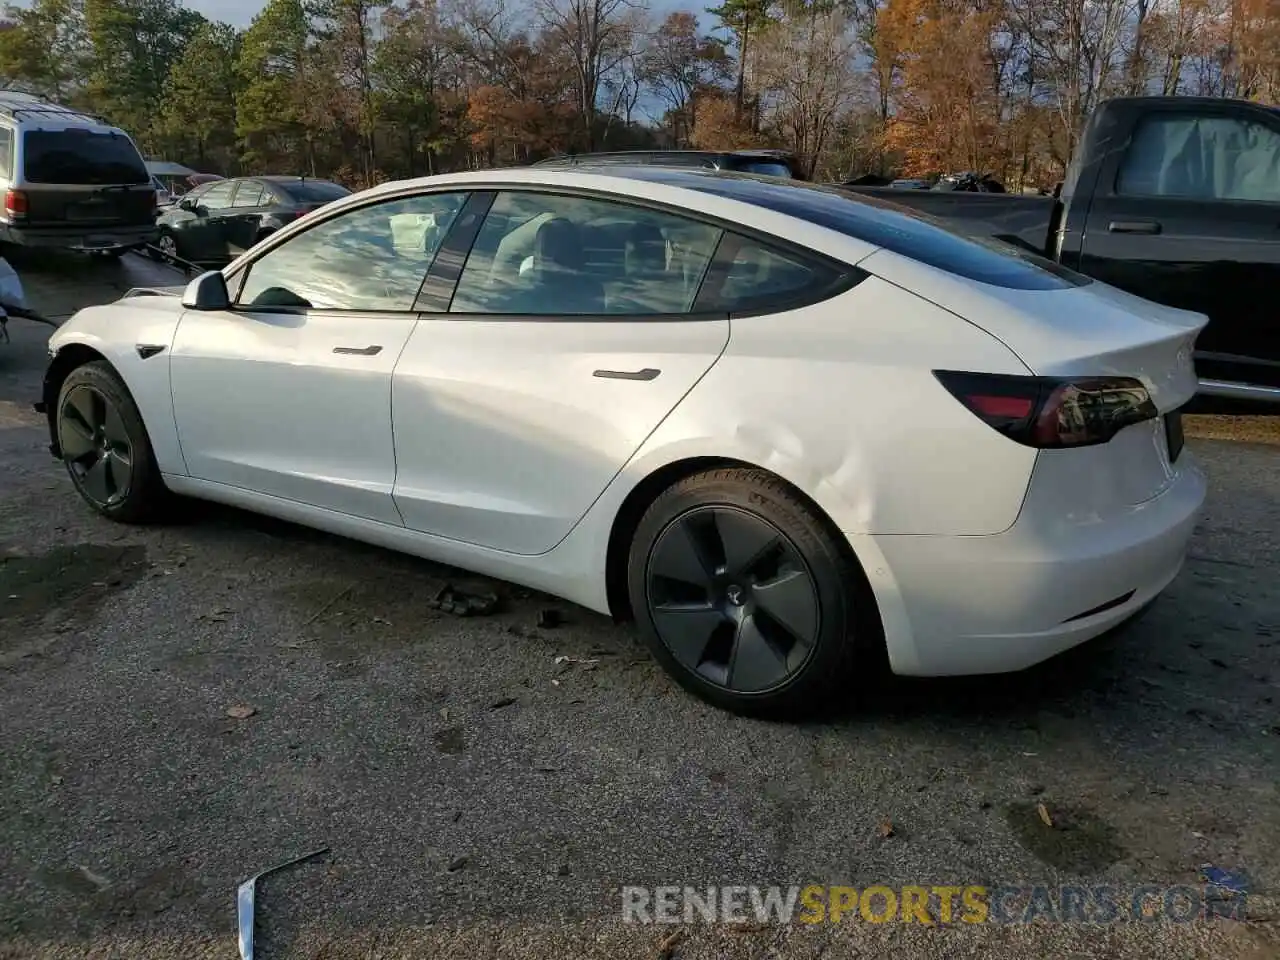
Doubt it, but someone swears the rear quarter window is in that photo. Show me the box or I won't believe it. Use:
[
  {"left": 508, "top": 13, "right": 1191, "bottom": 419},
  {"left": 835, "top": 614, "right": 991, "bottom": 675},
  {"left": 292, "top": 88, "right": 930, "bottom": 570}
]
[
  {"left": 22, "top": 129, "right": 149, "bottom": 185},
  {"left": 672, "top": 174, "right": 1090, "bottom": 291}
]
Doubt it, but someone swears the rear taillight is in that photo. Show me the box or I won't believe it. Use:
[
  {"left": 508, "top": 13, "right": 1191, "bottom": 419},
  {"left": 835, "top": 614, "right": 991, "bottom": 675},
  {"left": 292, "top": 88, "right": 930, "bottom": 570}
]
[
  {"left": 4, "top": 189, "right": 27, "bottom": 217},
  {"left": 934, "top": 370, "right": 1158, "bottom": 449}
]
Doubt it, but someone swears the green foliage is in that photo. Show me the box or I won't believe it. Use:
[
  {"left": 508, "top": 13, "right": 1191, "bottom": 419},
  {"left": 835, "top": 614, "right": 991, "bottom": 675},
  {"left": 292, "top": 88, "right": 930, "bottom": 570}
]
[
  {"left": 83, "top": 0, "right": 205, "bottom": 147},
  {"left": 0, "top": 0, "right": 88, "bottom": 103},
  {"left": 155, "top": 21, "right": 240, "bottom": 167},
  {"left": 234, "top": 0, "right": 310, "bottom": 169}
]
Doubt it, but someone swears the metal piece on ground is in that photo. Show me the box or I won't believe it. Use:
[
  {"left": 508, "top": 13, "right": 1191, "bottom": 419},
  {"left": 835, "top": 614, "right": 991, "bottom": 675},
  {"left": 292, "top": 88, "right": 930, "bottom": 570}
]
[
  {"left": 237, "top": 847, "right": 329, "bottom": 960},
  {"left": 427, "top": 583, "right": 499, "bottom": 617}
]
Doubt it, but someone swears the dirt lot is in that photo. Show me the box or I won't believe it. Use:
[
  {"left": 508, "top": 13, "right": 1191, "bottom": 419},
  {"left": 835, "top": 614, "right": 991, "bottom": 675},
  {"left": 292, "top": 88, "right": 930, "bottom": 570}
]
[{"left": 0, "top": 252, "right": 1278, "bottom": 959}]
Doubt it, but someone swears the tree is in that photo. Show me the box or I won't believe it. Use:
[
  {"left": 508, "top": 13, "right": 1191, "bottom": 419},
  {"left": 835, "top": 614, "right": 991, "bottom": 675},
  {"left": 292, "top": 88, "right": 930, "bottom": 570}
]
[
  {"left": 0, "top": 0, "right": 87, "bottom": 102},
  {"left": 235, "top": 0, "right": 314, "bottom": 171},
  {"left": 155, "top": 21, "right": 239, "bottom": 169},
  {"left": 535, "top": 0, "right": 644, "bottom": 149},
  {"left": 706, "top": 0, "right": 772, "bottom": 125},
  {"left": 83, "top": 0, "right": 205, "bottom": 147},
  {"left": 642, "top": 11, "right": 729, "bottom": 144},
  {"left": 374, "top": 0, "right": 454, "bottom": 175},
  {"left": 310, "top": 0, "right": 385, "bottom": 179},
  {"left": 757, "top": 0, "right": 860, "bottom": 177}
]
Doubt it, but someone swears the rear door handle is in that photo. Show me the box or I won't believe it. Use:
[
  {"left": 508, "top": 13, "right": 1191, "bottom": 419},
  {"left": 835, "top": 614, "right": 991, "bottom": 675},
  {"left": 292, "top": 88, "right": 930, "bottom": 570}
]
[
  {"left": 333, "top": 345, "right": 382, "bottom": 356},
  {"left": 1108, "top": 220, "right": 1162, "bottom": 235},
  {"left": 593, "top": 368, "right": 660, "bottom": 381}
]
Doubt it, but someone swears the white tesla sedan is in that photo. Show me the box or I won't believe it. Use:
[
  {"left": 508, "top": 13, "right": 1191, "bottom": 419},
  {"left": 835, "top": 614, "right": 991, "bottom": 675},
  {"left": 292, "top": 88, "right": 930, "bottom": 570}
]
[{"left": 41, "top": 166, "right": 1207, "bottom": 716}]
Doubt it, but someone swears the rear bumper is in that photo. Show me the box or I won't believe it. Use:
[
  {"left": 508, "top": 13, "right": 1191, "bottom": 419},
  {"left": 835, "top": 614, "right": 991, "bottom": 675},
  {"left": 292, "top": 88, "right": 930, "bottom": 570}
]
[
  {"left": 853, "top": 453, "right": 1207, "bottom": 677},
  {"left": 0, "top": 223, "right": 158, "bottom": 251}
]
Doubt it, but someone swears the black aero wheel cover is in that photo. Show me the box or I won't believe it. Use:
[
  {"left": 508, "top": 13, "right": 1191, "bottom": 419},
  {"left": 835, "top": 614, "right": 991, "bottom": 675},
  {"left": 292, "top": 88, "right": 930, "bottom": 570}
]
[
  {"left": 644, "top": 504, "right": 822, "bottom": 694},
  {"left": 59, "top": 383, "right": 135, "bottom": 508}
]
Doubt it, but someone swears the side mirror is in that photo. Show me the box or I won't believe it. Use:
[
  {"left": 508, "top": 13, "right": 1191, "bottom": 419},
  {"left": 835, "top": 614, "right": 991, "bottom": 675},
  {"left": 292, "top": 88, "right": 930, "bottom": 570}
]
[
  {"left": 181, "top": 270, "right": 231, "bottom": 311},
  {"left": 179, "top": 197, "right": 196, "bottom": 212}
]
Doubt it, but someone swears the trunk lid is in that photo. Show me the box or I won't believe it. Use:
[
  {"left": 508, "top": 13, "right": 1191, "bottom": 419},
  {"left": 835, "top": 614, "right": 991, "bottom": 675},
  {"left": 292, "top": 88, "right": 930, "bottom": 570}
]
[{"left": 859, "top": 247, "right": 1206, "bottom": 413}]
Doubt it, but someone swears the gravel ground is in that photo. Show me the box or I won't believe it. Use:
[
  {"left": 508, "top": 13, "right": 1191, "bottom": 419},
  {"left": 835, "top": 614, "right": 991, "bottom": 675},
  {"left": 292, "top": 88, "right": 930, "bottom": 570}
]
[{"left": 0, "top": 252, "right": 1277, "bottom": 959}]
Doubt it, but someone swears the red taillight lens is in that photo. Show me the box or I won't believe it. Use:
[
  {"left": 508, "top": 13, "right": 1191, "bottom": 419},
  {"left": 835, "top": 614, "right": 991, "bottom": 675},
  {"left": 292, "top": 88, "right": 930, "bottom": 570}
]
[
  {"left": 4, "top": 189, "right": 27, "bottom": 216},
  {"left": 934, "top": 370, "right": 1158, "bottom": 448}
]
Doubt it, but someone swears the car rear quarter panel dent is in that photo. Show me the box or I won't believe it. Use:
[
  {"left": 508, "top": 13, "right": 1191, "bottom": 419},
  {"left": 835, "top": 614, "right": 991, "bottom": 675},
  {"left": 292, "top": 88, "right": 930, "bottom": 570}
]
[
  {"left": 49, "top": 301, "right": 187, "bottom": 475},
  {"left": 629, "top": 279, "right": 1039, "bottom": 538}
]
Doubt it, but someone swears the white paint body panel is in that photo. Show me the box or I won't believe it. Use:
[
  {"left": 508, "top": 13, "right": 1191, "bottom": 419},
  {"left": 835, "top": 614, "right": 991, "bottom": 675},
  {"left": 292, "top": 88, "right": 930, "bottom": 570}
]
[
  {"left": 391, "top": 317, "right": 729, "bottom": 554},
  {"left": 46, "top": 295, "right": 187, "bottom": 474},
  {"left": 48, "top": 167, "right": 1210, "bottom": 679},
  {"left": 169, "top": 307, "right": 417, "bottom": 525}
]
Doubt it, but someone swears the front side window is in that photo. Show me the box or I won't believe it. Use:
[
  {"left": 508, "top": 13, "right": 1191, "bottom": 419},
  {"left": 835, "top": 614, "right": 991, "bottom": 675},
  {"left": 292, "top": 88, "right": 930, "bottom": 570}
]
[
  {"left": 232, "top": 182, "right": 266, "bottom": 207},
  {"left": 199, "top": 182, "right": 235, "bottom": 208},
  {"left": 22, "top": 129, "right": 149, "bottom": 185},
  {"left": 1116, "top": 113, "right": 1280, "bottom": 203},
  {"left": 236, "top": 191, "right": 468, "bottom": 311},
  {"left": 449, "top": 191, "right": 723, "bottom": 316}
]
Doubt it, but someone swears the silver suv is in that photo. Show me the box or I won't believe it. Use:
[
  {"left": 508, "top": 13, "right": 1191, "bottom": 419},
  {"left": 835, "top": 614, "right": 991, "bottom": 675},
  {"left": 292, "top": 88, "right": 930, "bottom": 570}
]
[{"left": 0, "top": 92, "right": 158, "bottom": 256}]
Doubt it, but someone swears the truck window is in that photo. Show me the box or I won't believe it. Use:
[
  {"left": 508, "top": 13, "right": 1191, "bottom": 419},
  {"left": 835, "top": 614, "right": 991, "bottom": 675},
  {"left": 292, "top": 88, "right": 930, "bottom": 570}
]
[
  {"left": 0, "top": 128, "right": 11, "bottom": 179},
  {"left": 22, "top": 129, "right": 150, "bottom": 185},
  {"left": 1115, "top": 114, "right": 1280, "bottom": 203}
]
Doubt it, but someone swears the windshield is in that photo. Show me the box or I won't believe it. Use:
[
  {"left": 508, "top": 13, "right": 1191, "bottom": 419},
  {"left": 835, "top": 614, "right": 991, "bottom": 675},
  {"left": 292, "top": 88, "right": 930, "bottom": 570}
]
[
  {"left": 23, "top": 129, "right": 149, "bottom": 185},
  {"left": 278, "top": 180, "right": 351, "bottom": 202}
]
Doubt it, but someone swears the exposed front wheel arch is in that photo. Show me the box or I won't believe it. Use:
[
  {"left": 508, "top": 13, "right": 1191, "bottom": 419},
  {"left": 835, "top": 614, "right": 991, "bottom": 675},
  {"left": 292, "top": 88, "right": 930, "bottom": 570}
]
[{"left": 53, "top": 359, "right": 175, "bottom": 523}]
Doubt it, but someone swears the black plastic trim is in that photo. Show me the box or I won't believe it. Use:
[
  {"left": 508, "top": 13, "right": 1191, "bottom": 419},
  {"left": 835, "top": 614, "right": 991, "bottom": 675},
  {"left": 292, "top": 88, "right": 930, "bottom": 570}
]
[{"left": 1062, "top": 590, "right": 1136, "bottom": 623}]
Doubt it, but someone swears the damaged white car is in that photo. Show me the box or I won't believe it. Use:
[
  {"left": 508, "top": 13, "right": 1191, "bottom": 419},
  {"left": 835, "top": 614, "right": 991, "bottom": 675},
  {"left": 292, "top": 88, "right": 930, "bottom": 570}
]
[{"left": 40, "top": 167, "right": 1207, "bottom": 716}]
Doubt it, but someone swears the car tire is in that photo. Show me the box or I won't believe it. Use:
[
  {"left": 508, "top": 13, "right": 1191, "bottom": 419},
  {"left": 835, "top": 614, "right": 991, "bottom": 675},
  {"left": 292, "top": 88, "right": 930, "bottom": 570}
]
[
  {"left": 56, "top": 361, "right": 172, "bottom": 524},
  {"left": 626, "top": 467, "right": 881, "bottom": 718},
  {"left": 153, "top": 231, "right": 179, "bottom": 265}
]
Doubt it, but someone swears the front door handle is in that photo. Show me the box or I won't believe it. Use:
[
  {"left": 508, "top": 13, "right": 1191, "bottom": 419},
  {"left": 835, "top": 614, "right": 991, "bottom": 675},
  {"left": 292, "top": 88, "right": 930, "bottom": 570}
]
[
  {"left": 1108, "top": 220, "right": 1162, "bottom": 235},
  {"left": 593, "top": 368, "right": 660, "bottom": 381},
  {"left": 333, "top": 345, "right": 383, "bottom": 356}
]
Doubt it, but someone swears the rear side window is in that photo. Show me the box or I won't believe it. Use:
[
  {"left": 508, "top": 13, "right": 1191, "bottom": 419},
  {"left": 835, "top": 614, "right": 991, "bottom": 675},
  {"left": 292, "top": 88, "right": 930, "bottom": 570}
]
[
  {"left": 634, "top": 171, "right": 1089, "bottom": 290},
  {"left": 278, "top": 180, "right": 350, "bottom": 203},
  {"left": 0, "top": 128, "right": 11, "bottom": 179},
  {"left": 22, "top": 129, "right": 149, "bottom": 185},
  {"left": 701, "top": 236, "right": 843, "bottom": 313},
  {"left": 1115, "top": 113, "right": 1280, "bottom": 203}
]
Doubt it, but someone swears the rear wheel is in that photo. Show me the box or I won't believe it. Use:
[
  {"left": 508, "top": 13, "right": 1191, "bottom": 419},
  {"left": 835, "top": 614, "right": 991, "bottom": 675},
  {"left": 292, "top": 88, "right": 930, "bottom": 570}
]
[
  {"left": 57, "top": 361, "right": 171, "bottom": 523},
  {"left": 627, "top": 468, "right": 879, "bottom": 717}
]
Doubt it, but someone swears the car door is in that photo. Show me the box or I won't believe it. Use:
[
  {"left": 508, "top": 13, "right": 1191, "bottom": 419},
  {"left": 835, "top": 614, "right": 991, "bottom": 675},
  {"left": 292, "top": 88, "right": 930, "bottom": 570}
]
[
  {"left": 181, "top": 179, "right": 237, "bottom": 263},
  {"left": 1078, "top": 102, "right": 1280, "bottom": 392},
  {"left": 224, "top": 179, "right": 267, "bottom": 256},
  {"left": 169, "top": 189, "right": 471, "bottom": 525},
  {"left": 389, "top": 189, "right": 730, "bottom": 555}
]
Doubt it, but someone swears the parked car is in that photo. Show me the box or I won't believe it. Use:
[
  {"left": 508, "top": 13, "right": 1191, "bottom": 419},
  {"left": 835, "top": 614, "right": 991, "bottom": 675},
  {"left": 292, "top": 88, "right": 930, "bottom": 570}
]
[
  {"left": 150, "top": 175, "right": 172, "bottom": 208},
  {"left": 152, "top": 175, "right": 350, "bottom": 267},
  {"left": 536, "top": 149, "right": 805, "bottom": 180},
  {"left": 0, "top": 91, "right": 157, "bottom": 257},
  {"left": 40, "top": 166, "right": 1204, "bottom": 716},
  {"left": 843, "top": 96, "right": 1280, "bottom": 405}
]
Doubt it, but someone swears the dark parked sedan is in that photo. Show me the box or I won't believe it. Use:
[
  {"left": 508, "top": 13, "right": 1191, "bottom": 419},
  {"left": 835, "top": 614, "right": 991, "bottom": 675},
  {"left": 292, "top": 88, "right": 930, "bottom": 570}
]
[{"left": 152, "top": 175, "right": 351, "bottom": 267}]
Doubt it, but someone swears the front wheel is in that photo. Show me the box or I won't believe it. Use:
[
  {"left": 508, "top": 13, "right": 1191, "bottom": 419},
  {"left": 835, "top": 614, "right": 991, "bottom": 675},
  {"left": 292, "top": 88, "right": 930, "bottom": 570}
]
[
  {"left": 626, "top": 468, "right": 881, "bottom": 718},
  {"left": 57, "top": 361, "right": 172, "bottom": 523}
]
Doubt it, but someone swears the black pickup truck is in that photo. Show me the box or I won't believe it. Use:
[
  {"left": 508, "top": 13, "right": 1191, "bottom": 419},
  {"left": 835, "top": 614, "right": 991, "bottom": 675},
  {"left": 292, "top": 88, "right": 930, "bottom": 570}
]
[{"left": 844, "top": 96, "right": 1280, "bottom": 405}]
